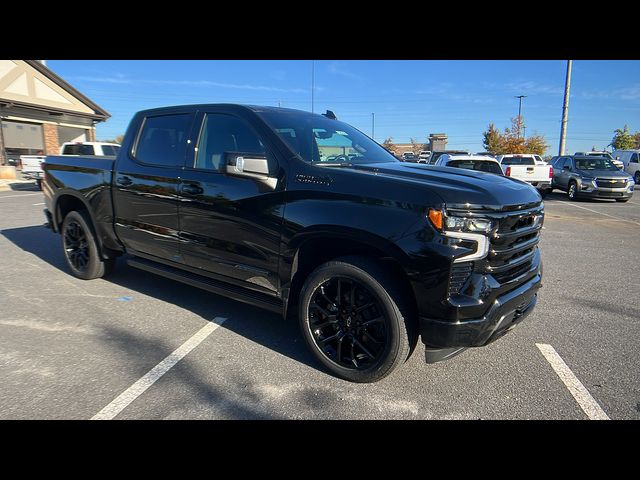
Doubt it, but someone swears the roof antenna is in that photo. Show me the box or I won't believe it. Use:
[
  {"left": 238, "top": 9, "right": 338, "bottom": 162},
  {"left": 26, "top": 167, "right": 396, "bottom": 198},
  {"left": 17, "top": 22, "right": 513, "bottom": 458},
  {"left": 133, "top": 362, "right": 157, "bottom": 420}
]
[{"left": 322, "top": 110, "right": 337, "bottom": 120}]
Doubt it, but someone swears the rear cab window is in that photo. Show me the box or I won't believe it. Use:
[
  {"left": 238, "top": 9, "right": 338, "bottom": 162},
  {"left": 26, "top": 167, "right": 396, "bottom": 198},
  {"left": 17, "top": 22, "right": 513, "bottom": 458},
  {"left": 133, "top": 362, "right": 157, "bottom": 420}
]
[
  {"left": 500, "top": 156, "right": 535, "bottom": 166},
  {"left": 134, "top": 113, "right": 194, "bottom": 168}
]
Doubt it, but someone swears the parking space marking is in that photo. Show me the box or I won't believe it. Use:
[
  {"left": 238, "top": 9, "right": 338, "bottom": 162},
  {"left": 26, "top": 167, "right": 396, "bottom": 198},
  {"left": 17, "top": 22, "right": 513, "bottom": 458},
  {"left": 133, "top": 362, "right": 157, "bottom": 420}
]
[
  {"left": 0, "top": 193, "right": 43, "bottom": 199},
  {"left": 536, "top": 343, "right": 609, "bottom": 420},
  {"left": 91, "top": 317, "right": 227, "bottom": 420},
  {"left": 559, "top": 202, "right": 640, "bottom": 226},
  {"left": 32, "top": 202, "right": 45, "bottom": 206}
]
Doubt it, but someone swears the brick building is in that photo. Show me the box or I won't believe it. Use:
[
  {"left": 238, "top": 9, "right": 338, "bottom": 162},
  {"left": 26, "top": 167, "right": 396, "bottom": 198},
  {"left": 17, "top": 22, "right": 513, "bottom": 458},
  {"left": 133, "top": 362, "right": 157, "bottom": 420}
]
[{"left": 0, "top": 60, "right": 109, "bottom": 165}]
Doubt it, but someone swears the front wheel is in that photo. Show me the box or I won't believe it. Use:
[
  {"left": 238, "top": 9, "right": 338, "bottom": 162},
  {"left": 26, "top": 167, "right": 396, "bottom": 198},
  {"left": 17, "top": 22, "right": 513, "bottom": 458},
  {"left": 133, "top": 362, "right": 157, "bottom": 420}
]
[
  {"left": 298, "top": 256, "right": 416, "bottom": 383},
  {"left": 62, "top": 210, "right": 114, "bottom": 280},
  {"left": 635, "top": 171, "right": 640, "bottom": 184}
]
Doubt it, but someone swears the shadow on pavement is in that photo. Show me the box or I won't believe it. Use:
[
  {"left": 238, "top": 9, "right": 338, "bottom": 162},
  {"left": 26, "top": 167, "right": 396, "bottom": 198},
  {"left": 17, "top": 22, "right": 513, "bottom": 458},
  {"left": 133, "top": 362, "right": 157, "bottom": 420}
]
[{"left": 1, "top": 224, "right": 322, "bottom": 380}]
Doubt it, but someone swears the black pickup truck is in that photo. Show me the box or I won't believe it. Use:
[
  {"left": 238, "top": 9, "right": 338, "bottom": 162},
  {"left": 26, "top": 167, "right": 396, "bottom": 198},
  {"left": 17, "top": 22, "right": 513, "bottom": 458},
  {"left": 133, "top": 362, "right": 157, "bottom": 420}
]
[{"left": 42, "top": 104, "right": 544, "bottom": 383}]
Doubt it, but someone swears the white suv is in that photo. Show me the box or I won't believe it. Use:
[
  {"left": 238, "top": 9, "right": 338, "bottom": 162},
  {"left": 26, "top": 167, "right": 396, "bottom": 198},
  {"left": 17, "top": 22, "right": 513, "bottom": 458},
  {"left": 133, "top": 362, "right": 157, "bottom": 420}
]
[{"left": 613, "top": 150, "right": 640, "bottom": 184}]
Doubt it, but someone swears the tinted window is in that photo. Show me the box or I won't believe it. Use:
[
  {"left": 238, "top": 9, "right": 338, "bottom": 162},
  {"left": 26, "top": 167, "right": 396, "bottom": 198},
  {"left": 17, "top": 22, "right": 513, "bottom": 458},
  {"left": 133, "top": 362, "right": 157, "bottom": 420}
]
[
  {"left": 575, "top": 157, "right": 618, "bottom": 171},
  {"left": 562, "top": 158, "right": 572, "bottom": 169},
  {"left": 135, "top": 114, "right": 192, "bottom": 167},
  {"left": 500, "top": 156, "right": 535, "bottom": 166},
  {"left": 101, "top": 145, "right": 120, "bottom": 156},
  {"left": 446, "top": 160, "right": 503, "bottom": 175},
  {"left": 195, "top": 114, "right": 266, "bottom": 171},
  {"left": 630, "top": 153, "right": 638, "bottom": 163},
  {"left": 63, "top": 144, "right": 95, "bottom": 155}
]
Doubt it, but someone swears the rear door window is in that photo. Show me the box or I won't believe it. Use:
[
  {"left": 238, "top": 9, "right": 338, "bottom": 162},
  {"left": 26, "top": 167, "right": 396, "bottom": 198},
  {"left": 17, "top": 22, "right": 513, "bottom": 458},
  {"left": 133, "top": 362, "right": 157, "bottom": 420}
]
[
  {"left": 501, "top": 156, "right": 535, "bottom": 166},
  {"left": 135, "top": 113, "right": 194, "bottom": 168}
]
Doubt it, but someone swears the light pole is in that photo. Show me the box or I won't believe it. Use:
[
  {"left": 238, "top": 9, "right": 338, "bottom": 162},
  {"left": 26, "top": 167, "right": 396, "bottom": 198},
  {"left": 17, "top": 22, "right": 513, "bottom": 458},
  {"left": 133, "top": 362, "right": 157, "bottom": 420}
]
[
  {"left": 559, "top": 60, "right": 572, "bottom": 156},
  {"left": 515, "top": 95, "right": 527, "bottom": 139}
]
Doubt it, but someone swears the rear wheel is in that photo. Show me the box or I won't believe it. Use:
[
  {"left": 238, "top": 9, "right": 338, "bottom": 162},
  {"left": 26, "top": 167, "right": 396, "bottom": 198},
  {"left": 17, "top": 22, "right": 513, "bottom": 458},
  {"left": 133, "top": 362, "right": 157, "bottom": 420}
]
[
  {"left": 635, "top": 171, "right": 640, "bottom": 184},
  {"left": 298, "top": 256, "right": 416, "bottom": 383},
  {"left": 62, "top": 210, "right": 114, "bottom": 280},
  {"left": 567, "top": 181, "right": 578, "bottom": 201}
]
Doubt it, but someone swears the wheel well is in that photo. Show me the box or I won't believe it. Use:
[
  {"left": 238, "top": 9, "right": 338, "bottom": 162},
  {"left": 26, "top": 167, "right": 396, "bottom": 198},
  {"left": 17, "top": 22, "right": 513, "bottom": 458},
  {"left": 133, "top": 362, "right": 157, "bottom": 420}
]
[
  {"left": 55, "top": 195, "right": 87, "bottom": 230},
  {"left": 286, "top": 237, "right": 416, "bottom": 320}
]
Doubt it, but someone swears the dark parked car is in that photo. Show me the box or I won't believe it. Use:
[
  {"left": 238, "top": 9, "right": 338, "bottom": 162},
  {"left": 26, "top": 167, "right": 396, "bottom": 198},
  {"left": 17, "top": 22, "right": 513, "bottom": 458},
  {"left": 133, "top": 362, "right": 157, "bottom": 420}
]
[
  {"left": 42, "top": 104, "right": 544, "bottom": 383},
  {"left": 551, "top": 155, "right": 634, "bottom": 202}
]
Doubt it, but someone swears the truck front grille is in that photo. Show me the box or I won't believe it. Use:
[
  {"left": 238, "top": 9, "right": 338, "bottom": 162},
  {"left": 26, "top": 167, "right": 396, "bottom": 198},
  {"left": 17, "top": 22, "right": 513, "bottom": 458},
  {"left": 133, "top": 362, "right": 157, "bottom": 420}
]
[{"left": 484, "top": 205, "right": 543, "bottom": 285}]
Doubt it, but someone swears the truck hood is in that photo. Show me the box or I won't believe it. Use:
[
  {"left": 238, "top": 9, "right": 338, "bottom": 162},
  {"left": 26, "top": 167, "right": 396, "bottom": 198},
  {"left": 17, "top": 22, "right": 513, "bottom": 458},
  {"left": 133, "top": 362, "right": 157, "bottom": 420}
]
[{"left": 348, "top": 162, "right": 542, "bottom": 209}]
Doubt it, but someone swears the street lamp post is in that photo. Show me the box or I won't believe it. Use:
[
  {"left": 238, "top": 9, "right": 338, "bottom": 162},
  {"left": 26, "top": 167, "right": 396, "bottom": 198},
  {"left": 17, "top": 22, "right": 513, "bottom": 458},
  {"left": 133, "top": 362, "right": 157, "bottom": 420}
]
[{"left": 515, "top": 95, "right": 527, "bottom": 139}]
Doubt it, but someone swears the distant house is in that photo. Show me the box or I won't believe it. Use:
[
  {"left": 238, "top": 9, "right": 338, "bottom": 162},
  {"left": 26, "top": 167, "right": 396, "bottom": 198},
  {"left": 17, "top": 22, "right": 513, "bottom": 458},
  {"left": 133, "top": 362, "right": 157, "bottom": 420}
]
[{"left": 0, "top": 60, "right": 109, "bottom": 165}]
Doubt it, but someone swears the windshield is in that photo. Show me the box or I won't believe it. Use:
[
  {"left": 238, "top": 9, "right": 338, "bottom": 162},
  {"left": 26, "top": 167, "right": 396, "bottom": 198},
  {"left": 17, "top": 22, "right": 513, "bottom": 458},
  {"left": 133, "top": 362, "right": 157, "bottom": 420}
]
[
  {"left": 575, "top": 157, "right": 618, "bottom": 171},
  {"left": 447, "top": 160, "right": 504, "bottom": 175},
  {"left": 501, "top": 156, "right": 535, "bottom": 166},
  {"left": 257, "top": 110, "right": 397, "bottom": 165}
]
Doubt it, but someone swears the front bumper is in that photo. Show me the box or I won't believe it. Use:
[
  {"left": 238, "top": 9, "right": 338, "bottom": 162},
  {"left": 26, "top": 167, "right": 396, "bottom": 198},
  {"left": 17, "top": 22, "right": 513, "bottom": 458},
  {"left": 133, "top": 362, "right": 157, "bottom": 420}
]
[
  {"left": 577, "top": 182, "right": 633, "bottom": 199},
  {"left": 420, "top": 270, "right": 541, "bottom": 354}
]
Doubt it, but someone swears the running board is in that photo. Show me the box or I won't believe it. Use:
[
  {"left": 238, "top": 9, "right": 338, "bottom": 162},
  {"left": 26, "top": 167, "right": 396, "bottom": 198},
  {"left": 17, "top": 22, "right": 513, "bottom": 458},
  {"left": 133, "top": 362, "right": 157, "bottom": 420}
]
[{"left": 127, "top": 256, "right": 283, "bottom": 315}]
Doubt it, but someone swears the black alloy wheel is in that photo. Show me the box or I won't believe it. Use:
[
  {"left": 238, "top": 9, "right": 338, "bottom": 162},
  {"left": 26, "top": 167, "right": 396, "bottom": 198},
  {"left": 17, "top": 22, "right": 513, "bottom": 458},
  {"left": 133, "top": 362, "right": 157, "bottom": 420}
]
[
  {"left": 298, "top": 256, "right": 416, "bottom": 383},
  {"left": 308, "top": 276, "right": 388, "bottom": 370},
  {"left": 61, "top": 210, "right": 114, "bottom": 280},
  {"left": 63, "top": 220, "right": 90, "bottom": 273}
]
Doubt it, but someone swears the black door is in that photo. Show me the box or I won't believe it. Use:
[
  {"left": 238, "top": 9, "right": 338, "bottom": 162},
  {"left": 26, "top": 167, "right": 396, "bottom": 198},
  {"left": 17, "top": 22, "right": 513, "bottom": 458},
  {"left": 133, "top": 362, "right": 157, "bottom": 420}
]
[
  {"left": 112, "top": 112, "right": 195, "bottom": 262},
  {"left": 178, "top": 111, "right": 285, "bottom": 295}
]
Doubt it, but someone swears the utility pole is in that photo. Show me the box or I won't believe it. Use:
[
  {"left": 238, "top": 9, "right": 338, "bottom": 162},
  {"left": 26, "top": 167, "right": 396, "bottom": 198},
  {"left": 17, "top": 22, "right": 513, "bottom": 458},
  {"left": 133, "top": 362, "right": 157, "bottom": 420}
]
[
  {"left": 559, "top": 60, "right": 572, "bottom": 156},
  {"left": 515, "top": 95, "right": 527, "bottom": 139},
  {"left": 371, "top": 113, "right": 375, "bottom": 140}
]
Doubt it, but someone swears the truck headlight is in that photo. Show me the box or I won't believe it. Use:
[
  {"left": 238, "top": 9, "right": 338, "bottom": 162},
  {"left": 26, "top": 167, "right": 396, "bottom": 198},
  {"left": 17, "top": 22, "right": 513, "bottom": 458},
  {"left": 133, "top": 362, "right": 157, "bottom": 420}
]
[{"left": 428, "top": 209, "right": 492, "bottom": 263}]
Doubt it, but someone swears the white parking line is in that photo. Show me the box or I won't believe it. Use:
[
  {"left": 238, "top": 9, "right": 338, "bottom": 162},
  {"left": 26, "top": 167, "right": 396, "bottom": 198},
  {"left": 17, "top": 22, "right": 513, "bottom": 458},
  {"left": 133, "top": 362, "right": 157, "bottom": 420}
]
[
  {"left": 92, "top": 317, "right": 227, "bottom": 420},
  {"left": 560, "top": 202, "right": 640, "bottom": 226},
  {"left": 0, "top": 193, "right": 42, "bottom": 199},
  {"left": 33, "top": 202, "right": 45, "bottom": 206},
  {"left": 536, "top": 343, "right": 609, "bottom": 420}
]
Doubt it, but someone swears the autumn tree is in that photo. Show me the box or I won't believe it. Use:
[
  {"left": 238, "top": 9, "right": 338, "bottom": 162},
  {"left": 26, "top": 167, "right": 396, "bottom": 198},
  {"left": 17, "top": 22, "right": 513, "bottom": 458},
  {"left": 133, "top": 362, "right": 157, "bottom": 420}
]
[
  {"left": 481, "top": 117, "right": 548, "bottom": 156},
  {"left": 382, "top": 137, "right": 397, "bottom": 154}
]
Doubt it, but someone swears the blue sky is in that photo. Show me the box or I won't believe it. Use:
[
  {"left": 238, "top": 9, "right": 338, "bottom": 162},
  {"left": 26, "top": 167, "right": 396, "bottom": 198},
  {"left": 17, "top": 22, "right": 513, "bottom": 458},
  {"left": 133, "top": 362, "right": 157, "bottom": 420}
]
[{"left": 47, "top": 60, "right": 640, "bottom": 155}]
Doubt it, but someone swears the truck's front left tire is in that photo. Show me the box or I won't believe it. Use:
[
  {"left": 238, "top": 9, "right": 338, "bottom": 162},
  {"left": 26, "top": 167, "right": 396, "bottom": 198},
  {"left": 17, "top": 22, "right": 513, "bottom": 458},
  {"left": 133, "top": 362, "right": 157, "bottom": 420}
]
[
  {"left": 298, "top": 256, "right": 416, "bottom": 383},
  {"left": 61, "top": 210, "right": 114, "bottom": 280}
]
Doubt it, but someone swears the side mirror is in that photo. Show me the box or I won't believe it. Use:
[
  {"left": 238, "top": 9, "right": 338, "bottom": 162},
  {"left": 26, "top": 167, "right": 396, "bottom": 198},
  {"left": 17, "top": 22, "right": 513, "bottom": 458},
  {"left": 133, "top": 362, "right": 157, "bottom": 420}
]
[{"left": 225, "top": 152, "right": 277, "bottom": 189}]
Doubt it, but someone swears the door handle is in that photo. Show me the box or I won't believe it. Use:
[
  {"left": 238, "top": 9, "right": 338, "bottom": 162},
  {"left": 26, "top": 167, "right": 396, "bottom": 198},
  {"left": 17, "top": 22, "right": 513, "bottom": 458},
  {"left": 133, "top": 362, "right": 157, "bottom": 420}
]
[
  {"left": 116, "top": 175, "right": 133, "bottom": 186},
  {"left": 181, "top": 183, "right": 203, "bottom": 196}
]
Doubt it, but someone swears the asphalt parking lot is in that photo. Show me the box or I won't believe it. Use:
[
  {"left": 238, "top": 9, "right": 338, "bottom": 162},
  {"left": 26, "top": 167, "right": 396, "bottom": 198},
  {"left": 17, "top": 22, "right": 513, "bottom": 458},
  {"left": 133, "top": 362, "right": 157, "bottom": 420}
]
[{"left": 1, "top": 185, "right": 639, "bottom": 420}]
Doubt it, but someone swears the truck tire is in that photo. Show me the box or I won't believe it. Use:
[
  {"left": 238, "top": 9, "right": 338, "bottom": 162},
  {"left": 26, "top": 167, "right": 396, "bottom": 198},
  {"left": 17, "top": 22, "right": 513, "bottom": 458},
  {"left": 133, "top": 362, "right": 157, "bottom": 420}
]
[
  {"left": 298, "top": 256, "right": 417, "bottom": 383},
  {"left": 567, "top": 181, "right": 578, "bottom": 201},
  {"left": 61, "top": 210, "right": 114, "bottom": 280}
]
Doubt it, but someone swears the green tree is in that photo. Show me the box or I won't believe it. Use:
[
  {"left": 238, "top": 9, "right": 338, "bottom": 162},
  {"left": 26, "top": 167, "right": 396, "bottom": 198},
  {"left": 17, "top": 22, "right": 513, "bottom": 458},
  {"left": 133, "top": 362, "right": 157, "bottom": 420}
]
[
  {"left": 482, "top": 123, "right": 503, "bottom": 155},
  {"left": 610, "top": 125, "right": 635, "bottom": 150}
]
